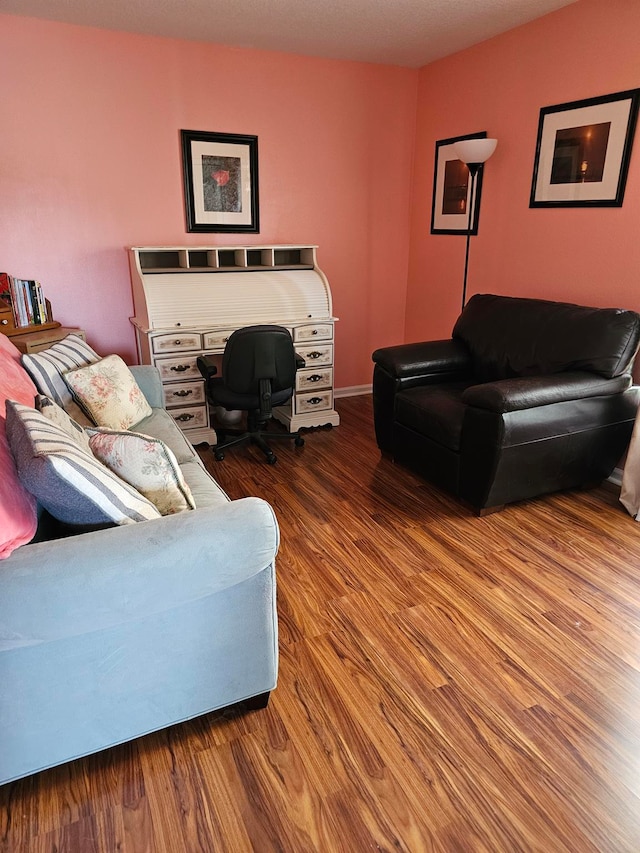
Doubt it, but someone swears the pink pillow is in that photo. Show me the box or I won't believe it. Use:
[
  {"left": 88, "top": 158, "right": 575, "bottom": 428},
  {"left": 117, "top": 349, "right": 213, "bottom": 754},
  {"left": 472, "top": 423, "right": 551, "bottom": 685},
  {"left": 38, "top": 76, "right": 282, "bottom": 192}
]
[{"left": 0, "top": 335, "right": 38, "bottom": 558}]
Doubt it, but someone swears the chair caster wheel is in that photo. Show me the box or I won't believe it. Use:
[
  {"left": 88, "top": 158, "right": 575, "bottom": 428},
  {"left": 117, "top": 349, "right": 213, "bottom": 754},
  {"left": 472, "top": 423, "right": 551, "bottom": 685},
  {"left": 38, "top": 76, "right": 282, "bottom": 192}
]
[
  {"left": 214, "top": 450, "right": 225, "bottom": 461},
  {"left": 295, "top": 435, "right": 305, "bottom": 447},
  {"left": 266, "top": 453, "right": 277, "bottom": 465}
]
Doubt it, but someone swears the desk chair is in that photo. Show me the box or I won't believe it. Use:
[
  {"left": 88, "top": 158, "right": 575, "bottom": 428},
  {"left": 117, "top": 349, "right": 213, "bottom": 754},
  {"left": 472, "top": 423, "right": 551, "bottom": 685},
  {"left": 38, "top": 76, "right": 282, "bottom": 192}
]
[{"left": 197, "top": 325, "right": 305, "bottom": 464}]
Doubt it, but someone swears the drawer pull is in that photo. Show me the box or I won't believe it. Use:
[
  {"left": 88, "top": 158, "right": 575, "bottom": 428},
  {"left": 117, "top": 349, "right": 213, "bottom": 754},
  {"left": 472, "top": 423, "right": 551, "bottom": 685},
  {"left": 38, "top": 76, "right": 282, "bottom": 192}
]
[
  {"left": 170, "top": 364, "right": 190, "bottom": 372},
  {"left": 172, "top": 389, "right": 193, "bottom": 397},
  {"left": 312, "top": 329, "right": 318, "bottom": 335},
  {"left": 175, "top": 413, "right": 195, "bottom": 422},
  {"left": 173, "top": 339, "right": 182, "bottom": 345},
  {"left": 223, "top": 336, "right": 230, "bottom": 342},
  {"left": 307, "top": 374, "right": 323, "bottom": 383},
  {"left": 308, "top": 351, "right": 323, "bottom": 359},
  {"left": 306, "top": 397, "right": 323, "bottom": 405}
]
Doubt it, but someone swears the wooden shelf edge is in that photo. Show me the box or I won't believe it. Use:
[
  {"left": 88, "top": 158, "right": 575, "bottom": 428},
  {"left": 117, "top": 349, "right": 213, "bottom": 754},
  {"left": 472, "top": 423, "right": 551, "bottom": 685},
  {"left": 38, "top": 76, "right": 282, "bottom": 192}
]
[{"left": 3, "top": 321, "right": 61, "bottom": 338}]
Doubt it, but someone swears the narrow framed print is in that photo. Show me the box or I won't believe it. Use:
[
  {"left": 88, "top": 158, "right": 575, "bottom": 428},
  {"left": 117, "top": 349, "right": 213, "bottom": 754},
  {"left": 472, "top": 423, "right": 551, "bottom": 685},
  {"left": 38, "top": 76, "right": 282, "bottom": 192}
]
[
  {"left": 181, "top": 130, "right": 259, "bottom": 232},
  {"left": 530, "top": 89, "right": 640, "bottom": 207},
  {"left": 431, "top": 132, "right": 488, "bottom": 234}
]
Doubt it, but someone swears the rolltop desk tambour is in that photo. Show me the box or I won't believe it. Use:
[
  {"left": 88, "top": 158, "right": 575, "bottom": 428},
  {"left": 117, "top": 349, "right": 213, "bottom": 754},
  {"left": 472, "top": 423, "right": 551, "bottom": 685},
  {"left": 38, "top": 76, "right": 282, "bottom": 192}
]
[{"left": 128, "top": 245, "right": 340, "bottom": 445}]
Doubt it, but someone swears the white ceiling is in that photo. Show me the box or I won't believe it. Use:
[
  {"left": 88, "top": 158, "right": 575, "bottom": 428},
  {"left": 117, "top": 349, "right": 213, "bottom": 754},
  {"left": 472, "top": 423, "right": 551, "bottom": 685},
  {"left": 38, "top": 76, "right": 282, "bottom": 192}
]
[{"left": 3, "top": 0, "right": 577, "bottom": 67}]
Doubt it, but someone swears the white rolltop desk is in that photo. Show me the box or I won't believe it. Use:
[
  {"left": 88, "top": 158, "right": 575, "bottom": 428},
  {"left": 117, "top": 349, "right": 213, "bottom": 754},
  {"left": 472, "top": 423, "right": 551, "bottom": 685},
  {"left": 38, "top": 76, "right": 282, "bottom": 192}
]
[{"left": 129, "top": 244, "right": 340, "bottom": 445}]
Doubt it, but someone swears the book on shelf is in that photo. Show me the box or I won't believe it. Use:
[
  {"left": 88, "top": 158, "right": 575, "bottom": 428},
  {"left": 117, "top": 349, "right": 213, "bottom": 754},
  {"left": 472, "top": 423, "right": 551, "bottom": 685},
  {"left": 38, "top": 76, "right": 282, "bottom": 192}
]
[{"left": 0, "top": 273, "right": 50, "bottom": 328}]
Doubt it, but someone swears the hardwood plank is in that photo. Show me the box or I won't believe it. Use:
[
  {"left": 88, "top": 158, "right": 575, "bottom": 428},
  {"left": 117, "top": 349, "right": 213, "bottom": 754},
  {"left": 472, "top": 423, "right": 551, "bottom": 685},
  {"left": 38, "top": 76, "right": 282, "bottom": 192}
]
[{"left": 3, "top": 395, "right": 640, "bottom": 851}]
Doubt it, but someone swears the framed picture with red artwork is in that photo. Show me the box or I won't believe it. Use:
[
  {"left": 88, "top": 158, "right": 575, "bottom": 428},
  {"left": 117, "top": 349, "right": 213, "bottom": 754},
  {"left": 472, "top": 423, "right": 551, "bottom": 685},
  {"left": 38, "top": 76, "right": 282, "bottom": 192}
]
[{"left": 181, "top": 129, "right": 259, "bottom": 233}]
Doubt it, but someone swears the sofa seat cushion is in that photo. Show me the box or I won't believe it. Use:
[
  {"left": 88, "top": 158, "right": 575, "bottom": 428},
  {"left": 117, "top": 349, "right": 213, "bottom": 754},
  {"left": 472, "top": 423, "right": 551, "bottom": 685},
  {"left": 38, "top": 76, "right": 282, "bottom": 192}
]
[
  {"left": 64, "top": 355, "right": 152, "bottom": 430},
  {"left": 179, "top": 458, "right": 230, "bottom": 510},
  {"left": 88, "top": 428, "right": 196, "bottom": 515},
  {"left": 0, "top": 335, "right": 38, "bottom": 559},
  {"left": 6, "top": 401, "right": 161, "bottom": 527},
  {"left": 395, "top": 382, "right": 472, "bottom": 452},
  {"left": 21, "top": 334, "right": 100, "bottom": 425}
]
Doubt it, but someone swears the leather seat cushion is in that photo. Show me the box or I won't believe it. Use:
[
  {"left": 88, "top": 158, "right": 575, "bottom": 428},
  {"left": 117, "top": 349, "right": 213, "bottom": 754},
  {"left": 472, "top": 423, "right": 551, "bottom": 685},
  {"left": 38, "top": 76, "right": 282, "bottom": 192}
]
[{"left": 395, "top": 382, "right": 472, "bottom": 451}]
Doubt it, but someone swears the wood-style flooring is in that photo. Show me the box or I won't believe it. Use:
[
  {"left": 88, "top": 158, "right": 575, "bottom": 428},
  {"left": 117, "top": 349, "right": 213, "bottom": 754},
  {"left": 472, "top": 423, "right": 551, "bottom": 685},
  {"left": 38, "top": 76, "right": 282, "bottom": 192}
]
[{"left": 3, "top": 394, "right": 640, "bottom": 852}]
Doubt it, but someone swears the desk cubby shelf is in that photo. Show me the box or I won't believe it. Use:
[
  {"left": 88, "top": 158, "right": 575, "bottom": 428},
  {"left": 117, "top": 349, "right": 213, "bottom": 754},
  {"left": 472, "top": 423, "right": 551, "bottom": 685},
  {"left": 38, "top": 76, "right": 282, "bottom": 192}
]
[{"left": 138, "top": 245, "right": 315, "bottom": 273}]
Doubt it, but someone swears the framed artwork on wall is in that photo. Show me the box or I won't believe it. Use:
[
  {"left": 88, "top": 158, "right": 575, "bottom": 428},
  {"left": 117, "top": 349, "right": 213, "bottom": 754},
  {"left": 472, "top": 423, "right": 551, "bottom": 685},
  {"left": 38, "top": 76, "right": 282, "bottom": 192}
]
[
  {"left": 530, "top": 89, "right": 640, "bottom": 208},
  {"left": 181, "top": 130, "right": 260, "bottom": 233},
  {"left": 430, "top": 132, "right": 488, "bottom": 235}
]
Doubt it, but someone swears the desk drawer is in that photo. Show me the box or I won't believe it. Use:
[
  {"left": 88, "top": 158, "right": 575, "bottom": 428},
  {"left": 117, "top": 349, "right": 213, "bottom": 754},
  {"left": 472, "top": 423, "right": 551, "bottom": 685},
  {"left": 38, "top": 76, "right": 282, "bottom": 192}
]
[
  {"left": 294, "top": 390, "right": 333, "bottom": 414},
  {"left": 163, "top": 381, "right": 205, "bottom": 408},
  {"left": 294, "top": 323, "right": 333, "bottom": 343},
  {"left": 296, "top": 367, "right": 332, "bottom": 392},
  {"left": 155, "top": 355, "right": 201, "bottom": 381},
  {"left": 296, "top": 343, "right": 333, "bottom": 367},
  {"left": 169, "top": 405, "right": 208, "bottom": 430},
  {"left": 152, "top": 333, "right": 202, "bottom": 354},
  {"left": 203, "top": 329, "right": 236, "bottom": 350}
]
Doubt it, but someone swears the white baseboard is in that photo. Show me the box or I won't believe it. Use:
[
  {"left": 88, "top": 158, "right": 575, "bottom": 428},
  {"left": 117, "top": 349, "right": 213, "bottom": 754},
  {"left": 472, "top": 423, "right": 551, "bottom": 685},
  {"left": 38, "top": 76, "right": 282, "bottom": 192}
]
[
  {"left": 608, "top": 467, "right": 623, "bottom": 487},
  {"left": 334, "top": 384, "right": 372, "bottom": 398}
]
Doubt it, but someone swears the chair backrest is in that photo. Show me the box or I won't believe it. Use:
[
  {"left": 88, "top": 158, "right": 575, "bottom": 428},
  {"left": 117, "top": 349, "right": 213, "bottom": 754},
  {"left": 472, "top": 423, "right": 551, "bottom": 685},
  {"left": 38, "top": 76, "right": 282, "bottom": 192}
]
[
  {"left": 453, "top": 293, "right": 640, "bottom": 382},
  {"left": 222, "top": 325, "right": 297, "bottom": 395}
]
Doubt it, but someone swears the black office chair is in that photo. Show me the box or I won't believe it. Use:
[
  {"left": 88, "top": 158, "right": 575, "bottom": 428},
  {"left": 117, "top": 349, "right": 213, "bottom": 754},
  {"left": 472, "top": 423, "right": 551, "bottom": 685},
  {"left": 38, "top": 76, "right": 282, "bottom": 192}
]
[{"left": 197, "top": 325, "right": 306, "bottom": 464}]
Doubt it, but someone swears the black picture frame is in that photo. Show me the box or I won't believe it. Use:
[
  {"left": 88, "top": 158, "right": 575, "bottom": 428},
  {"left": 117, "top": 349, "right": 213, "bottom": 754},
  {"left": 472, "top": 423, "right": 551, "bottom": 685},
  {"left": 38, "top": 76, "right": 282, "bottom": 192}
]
[
  {"left": 530, "top": 89, "right": 640, "bottom": 208},
  {"left": 430, "top": 132, "right": 487, "bottom": 235},
  {"left": 181, "top": 129, "right": 259, "bottom": 233}
]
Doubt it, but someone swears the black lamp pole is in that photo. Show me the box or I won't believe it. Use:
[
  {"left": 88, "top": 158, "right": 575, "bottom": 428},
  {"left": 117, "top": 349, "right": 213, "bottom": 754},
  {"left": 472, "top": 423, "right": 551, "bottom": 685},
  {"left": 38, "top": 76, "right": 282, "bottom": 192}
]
[{"left": 461, "top": 162, "right": 481, "bottom": 311}]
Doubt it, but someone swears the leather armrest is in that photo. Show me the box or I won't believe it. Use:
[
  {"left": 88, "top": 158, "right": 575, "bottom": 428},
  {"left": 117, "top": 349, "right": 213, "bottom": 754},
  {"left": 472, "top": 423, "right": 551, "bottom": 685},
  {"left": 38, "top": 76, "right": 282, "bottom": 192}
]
[
  {"left": 462, "top": 371, "right": 632, "bottom": 413},
  {"left": 295, "top": 353, "right": 306, "bottom": 369},
  {"left": 197, "top": 355, "right": 218, "bottom": 380},
  {"left": 372, "top": 339, "right": 472, "bottom": 380}
]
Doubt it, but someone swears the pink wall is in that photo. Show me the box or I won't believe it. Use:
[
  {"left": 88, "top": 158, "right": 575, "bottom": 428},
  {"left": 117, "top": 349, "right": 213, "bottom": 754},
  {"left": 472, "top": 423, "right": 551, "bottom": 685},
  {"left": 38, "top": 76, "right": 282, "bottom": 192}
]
[
  {"left": 406, "top": 0, "right": 640, "bottom": 344},
  {"left": 0, "top": 15, "right": 416, "bottom": 387}
]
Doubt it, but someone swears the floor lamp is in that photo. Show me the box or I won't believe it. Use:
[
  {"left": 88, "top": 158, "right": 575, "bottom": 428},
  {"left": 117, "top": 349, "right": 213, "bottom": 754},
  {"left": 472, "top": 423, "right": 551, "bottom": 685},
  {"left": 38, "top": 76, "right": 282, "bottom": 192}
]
[{"left": 452, "top": 138, "right": 497, "bottom": 311}]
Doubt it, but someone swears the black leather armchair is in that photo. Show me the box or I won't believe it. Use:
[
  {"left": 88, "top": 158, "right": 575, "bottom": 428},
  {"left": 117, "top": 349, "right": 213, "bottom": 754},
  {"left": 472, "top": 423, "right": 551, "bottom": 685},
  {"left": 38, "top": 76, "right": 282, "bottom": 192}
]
[{"left": 372, "top": 294, "right": 640, "bottom": 513}]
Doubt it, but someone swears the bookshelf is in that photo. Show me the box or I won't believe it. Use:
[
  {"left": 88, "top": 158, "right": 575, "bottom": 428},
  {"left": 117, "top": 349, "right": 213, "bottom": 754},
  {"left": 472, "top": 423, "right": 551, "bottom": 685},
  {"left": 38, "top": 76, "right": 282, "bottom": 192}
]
[{"left": 0, "top": 296, "right": 59, "bottom": 337}]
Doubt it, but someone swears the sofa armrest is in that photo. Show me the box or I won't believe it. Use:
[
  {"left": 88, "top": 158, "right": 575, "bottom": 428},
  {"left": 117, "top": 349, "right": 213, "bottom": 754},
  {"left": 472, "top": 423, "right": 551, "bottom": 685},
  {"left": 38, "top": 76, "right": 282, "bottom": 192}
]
[
  {"left": 0, "top": 497, "right": 279, "bottom": 646},
  {"left": 129, "top": 365, "right": 165, "bottom": 409},
  {"left": 462, "top": 371, "right": 632, "bottom": 413},
  {"left": 372, "top": 339, "right": 472, "bottom": 381}
]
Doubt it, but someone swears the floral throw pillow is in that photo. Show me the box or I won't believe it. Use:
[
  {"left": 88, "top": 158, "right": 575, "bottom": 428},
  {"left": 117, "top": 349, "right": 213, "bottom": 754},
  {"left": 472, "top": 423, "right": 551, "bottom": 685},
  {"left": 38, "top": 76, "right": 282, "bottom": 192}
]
[
  {"left": 64, "top": 355, "right": 152, "bottom": 430},
  {"left": 88, "top": 428, "right": 196, "bottom": 515}
]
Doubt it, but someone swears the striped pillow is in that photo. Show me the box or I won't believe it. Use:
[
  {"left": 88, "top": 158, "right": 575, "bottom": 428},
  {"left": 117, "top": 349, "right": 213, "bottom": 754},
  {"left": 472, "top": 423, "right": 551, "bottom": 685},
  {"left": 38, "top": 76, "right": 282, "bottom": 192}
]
[
  {"left": 21, "top": 335, "right": 101, "bottom": 425},
  {"left": 5, "top": 401, "right": 161, "bottom": 527}
]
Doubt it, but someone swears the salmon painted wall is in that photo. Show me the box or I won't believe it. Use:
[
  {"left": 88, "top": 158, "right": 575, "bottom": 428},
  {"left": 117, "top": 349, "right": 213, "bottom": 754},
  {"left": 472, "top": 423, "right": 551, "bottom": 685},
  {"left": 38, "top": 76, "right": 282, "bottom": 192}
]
[
  {"left": 0, "top": 15, "right": 416, "bottom": 387},
  {"left": 406, "top": 0, "right": 640, "bottom": 344}
]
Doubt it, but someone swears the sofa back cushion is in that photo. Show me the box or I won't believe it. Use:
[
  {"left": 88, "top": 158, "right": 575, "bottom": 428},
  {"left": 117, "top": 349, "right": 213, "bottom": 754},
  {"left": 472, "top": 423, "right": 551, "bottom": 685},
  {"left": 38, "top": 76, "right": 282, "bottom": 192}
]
[{"left": 453, "top": 294, "right": 640, "bottom": 381}]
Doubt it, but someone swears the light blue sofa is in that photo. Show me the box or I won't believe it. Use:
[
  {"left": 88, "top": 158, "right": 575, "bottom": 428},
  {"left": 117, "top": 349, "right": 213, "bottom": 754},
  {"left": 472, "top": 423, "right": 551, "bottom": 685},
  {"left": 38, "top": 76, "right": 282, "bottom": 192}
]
[{"left": 0, "top": 363, "right": 279, "bottom": 785}]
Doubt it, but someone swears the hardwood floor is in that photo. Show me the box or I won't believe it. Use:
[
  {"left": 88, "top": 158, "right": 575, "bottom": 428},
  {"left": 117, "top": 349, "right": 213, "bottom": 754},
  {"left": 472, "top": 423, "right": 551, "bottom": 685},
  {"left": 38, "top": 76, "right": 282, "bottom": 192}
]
[{"left": 3, "top": 394, "right": 640, "bottom": 852}]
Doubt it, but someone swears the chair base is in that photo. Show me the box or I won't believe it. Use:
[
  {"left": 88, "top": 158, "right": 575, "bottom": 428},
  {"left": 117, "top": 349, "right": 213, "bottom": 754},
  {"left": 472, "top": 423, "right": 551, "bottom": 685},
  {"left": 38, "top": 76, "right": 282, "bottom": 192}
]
[{"left": 213, "top": 421, "right": 305, "bottom": 464}]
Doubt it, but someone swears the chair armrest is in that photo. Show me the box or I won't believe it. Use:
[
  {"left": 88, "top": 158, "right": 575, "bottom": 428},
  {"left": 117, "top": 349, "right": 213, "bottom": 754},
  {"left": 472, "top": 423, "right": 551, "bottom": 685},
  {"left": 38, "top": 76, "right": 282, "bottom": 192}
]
[
  {"left": 372, "top": 339, "right": 472, "bottom": 381},
  {"left": 0, "top": 497, "right": 279, "bottom": 645},
  {"left": 462, "top": 371, "right": 632, "bottom": 413},
  {"left": 197, "top": 355, "right": 218, "bottom": 381},
  {"left": 295, "top": 353, "right": 306, "bottom": 369}
]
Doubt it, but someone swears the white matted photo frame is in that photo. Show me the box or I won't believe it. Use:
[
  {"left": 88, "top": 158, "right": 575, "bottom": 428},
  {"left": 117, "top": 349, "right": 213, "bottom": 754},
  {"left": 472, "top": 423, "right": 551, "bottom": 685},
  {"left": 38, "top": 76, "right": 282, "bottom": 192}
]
[
  {"left": 181, "top": 130, "right": 259, "bottom": 232},
  {"left": 431, "top": 132, "right": 488, "bottom": 235},
  {"left": 530, "top": 89, "right": 640, "bottom": 208}
]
